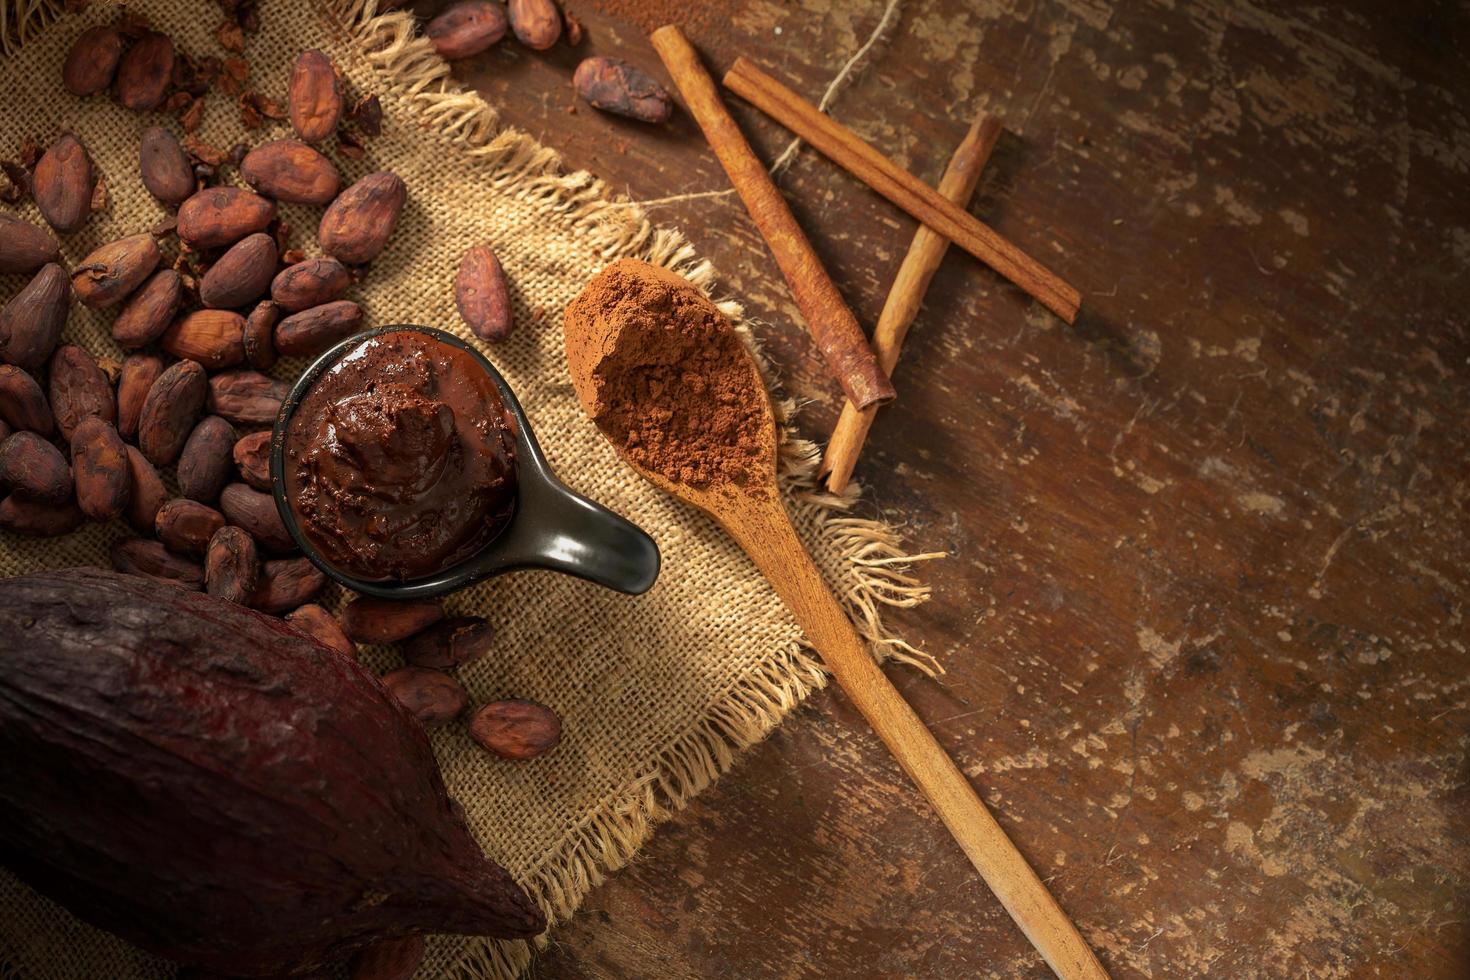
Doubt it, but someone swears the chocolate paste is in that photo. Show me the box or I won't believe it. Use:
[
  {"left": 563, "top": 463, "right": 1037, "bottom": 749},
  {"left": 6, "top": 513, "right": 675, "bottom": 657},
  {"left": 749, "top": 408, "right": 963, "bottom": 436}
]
[{"left": 284, "top": 330, "right": 517, "bottom": 581}]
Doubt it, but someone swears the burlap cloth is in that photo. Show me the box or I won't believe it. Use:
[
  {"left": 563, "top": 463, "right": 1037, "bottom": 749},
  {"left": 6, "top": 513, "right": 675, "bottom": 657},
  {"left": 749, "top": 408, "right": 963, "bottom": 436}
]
[{"left": 0, "top": 3, "right": 935, "bottom": 977}]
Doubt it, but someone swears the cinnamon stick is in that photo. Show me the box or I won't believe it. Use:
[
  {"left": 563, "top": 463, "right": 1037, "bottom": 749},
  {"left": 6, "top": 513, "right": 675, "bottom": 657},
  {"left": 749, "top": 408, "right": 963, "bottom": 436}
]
[
  {"left": 723, "top": 57, "right": 1081, "bottom": 325},
  {"left": 649, "top": 25, "right": 895, "bottom": 409},
  {"left": 823, "top": 113, "right": 1003, "bottom": 493}
]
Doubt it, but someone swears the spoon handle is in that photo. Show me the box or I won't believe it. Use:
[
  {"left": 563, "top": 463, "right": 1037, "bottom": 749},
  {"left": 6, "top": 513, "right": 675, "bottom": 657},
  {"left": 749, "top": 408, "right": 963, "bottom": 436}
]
[{"left": 726, "top": 498, "right": 1108, "bottom": 980}]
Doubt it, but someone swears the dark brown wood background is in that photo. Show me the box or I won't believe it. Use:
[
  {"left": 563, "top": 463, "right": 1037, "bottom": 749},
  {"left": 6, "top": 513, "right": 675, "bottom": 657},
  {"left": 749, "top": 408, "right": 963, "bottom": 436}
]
[{"left": 418, "top": 0, "right": 1469, "bottom": 975}]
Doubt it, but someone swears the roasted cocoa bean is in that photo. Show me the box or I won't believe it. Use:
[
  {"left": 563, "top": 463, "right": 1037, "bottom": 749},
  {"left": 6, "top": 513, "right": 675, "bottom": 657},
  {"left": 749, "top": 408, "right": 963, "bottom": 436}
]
[
  {"left": 116, "top": 353, "right": 163, "bottom": 441},
  {"left": 71, "top": 233, "right": 161, "bottom": 309},
  {"left": 199, "top": 233, "right": 277, "bottom": 309},
  {"left": 115, "top": 31, "right": 175, "bottom": 111},
  {"left": 273, "top": 300, "right": 363, "bottom": 356},
  {"left": 0, "top": 365, "right": 55, "bottom": 436},
  {"left": 205, "top": 524, "right": 260, "bottom": 604},
  {"left": 177, "top": 415, "right": 237, "bottom": 502},
  {"left": 0, "top": 215, "right": 60, "bottom": 275},
  {"left": 381, "top": 667, "right": 468, "bottom": 728},
  {"left": 341, "top": 596, "right": 444, "bottom": 644},
  {"left": 454, "top": 245, "right": 513, "bottom": 342},
  {"left": 177, "top": 187, "right": 276, "bottom": 249},
  {"left": 468, "top": 699, "right": 561, "bottom": 759},
  {"left": 207, "top": 370, "right": 288, "bottom": 426},
  {"left": 572, "top": 56, "right": 674, "bottom": 124},
  {"left": 112, "top": 269, "right": 184, "bottom": 349},
  {"left": 426, "top": 2, "right": 508, "bottom": 59},
  {"left": 220, "top": 482, "right": 294, "bottom": 552},
  {"left": 319, "top": 172, "right": 406, "bottom": 265},
  {"left": 404, "top": 616, "right": 494, "bottom": 669},
  {"left": 349, "top": 935, "right": 426, "bottom": 980},
  {"left": 288, "top": 50, "right": 342, "bottom": 144},
  {"left": 0, "top": 431, "right": 71, "bottom": 503},
  {"left": 240, "top": 140, "right": 341, "bottom": 205},
  {"left": 32, "top": 133, "right": 94, "bottom": 233},
  {"left": 232, "top": 430, "right": 273, "bottom": 490},
  {"left": 138, "top": 359, "right": 207, "bottom": 465},
  {"left": 139, "top": 126, "right": 195, "bottom": 206},
  {"left": 243, "top": 301, "right": 280, "bottom": 371},
  {"left": 161, "top": 310, "right": 246, "bottom": 370},
  {"left": 62, "top": 24, "right": 125, "bottom": 96},
  {"left": 0, "top": 492, "right": 83, "bottom": 536},
  {"left": 124, "top": 445, "right": 167, "bottom": 531},
  {"left": 70, "top": 417, "right": 130, "bottom": 521},
  {"left": 48, "top": 344, "right": 116, "bottom": 442},
  {"left": 155, "top": 498, "right": 226, "bottom": 556},
  {"left": 508, "top": 0, "right": 561, "bottom": 50},
  {"left": 270, "top": 256, "right": 349, "bottom": 312},
  {"left": 111, "top": 537, "right": 205, "bottom": 590},
  {"left": 251, "top": 556, "right": 325, "bottom": 613},
  {"left": 285, "top": 603, "right": 356, "bottom": 659},
  {"left": 0, "top": 263, "right": 70, "bottom": 372}
]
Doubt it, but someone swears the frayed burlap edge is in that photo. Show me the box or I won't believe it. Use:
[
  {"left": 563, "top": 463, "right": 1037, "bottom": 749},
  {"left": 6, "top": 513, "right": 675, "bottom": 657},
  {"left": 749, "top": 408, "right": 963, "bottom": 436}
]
[{"left": 2, "top": 2, "right": 943, "bottom": 977}]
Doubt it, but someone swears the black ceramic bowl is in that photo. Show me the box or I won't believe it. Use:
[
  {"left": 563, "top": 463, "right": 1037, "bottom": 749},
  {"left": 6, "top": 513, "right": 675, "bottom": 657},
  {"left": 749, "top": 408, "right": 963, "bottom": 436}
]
[{"left": 270, "top": 325, "right": 660, "bottom": 600}]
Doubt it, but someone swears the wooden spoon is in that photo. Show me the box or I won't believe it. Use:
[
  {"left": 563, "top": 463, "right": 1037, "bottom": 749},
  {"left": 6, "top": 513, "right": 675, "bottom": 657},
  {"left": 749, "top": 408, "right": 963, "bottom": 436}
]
[{"left": 564, "top": 261, "right": 1107, "bottom": 980}]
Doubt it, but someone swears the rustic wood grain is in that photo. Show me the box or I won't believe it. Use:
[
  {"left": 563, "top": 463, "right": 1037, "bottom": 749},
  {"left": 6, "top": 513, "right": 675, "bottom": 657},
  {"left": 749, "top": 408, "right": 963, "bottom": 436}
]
[{"left": 423, "top": 0, "right": 1470, "bottom": 975}]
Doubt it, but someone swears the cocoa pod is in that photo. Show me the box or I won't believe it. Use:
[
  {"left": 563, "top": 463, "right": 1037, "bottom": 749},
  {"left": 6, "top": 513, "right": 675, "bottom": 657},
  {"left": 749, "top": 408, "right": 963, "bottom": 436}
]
[
  {"left": 70, "top": 417, "right": 130, "bottom": 521},
  {"left": 114, "top": 31, "right": 174, "bottom": 111},
  {"left": 287, "top": 50, "right": 342, "bottom": 144},
  {"left": 0, "top": 215, "right": 60, "bottom": 275},
  {"left": 0, "top": 431, "right": 71, "bottom": 503},
  {"left": 139, "top": 126, "right": 195, "bottom": 206},
  {"left": 155, "top": 498, "right": 226, "bottom": 556},
  {"left": 199, "top": 233, "right": 278, "bottom": 309},
  {"left": 205, "top": 524, "right": 260, "bottom": 604},
  {"left": 71, "top": 233, "right": 162, "bottom": 309},
  {"left": 0, "top": 493, "right": 84, "bottom": 536},
  {"left": 219, "top": 482, "right": 294, "bottom": 552},
  {"left": 177, "top": 415, "right": 237, "bottom": 503},
  {"left": 178, "top": 187, "right": 276, "bottom": 249},
  {"left": 111, "top": 538, "right": 205, "bottom": 590},
  {"left": 426, "top": 1, "right": 508, "bottom": 59},
  {"left": 468, "top": 699, "right": 561, "bottom": 759},
  {"left": 270, "top": 256, "right": 349, "bottom": 313},
  {"left": 341, "top": 596, "right": 443, "bottom": 644},
  {"left": 572, "top": 56, "right": 674, "bottom": 124},
  {"left": 251, "top": 556, "right": 326, "bottom": 613},
  {"left": 161, "top": 310, "right": 246, "bottom": 370},
  {"left": 381, "top": 667, "right": 468, "bottom": 729},
  {"left": 48, "top": 344, "right": 116, "bottom": 442},
  {"left": 274, "top": 300, "right": 363, "bottom": 357},
  {"left": 454, "top": 245, "right": 513, "bottom": 342},
  {"left": 207, "top": 370, "right": 289, "bottom": 426},
  {"left": 114, "top": 269, "right": 184, "bottom": 350},
  {"left": 243, "top": 301, "right": 280, "bottom": 371},
  {"left": 124, "top": 446, "right": 166, "bottom": 531},
  {"left": 240, "top": 140, "right": 341, "bottom": 206},
  {"left": 404, "top": 616, "right": 494, "bottom": 669},
  {"left": 32, "top": 133, "right": 94, "bottom": 233},
  {"left": 232, "top": 430, "right": 273, "bottom": 490},
  {"left": 508, "top": 0, "right": 561, "bottom": 50},
  {"left": 349, "top": 935, "right": 426, "bottom": 980},
  {"left": 138, "top": 359, "right": 207, "bottom": 465},
  {"left": 319, "top": 172, "right": 406, "bottom": 265},
  {"left": 0, "top": 365, "right": 55, "bottom": 436},
  {"left": 116, "top": 353, "right": 163, "bottom": 441},
  {"left": 62, "top": 24, "right": 125, "bottom": 96},
  {"left": 0, "top": 263, "right": 70, "bottom": 372},
  {"left": 285, "top": 603, "right": 356, "bottom": 659}
]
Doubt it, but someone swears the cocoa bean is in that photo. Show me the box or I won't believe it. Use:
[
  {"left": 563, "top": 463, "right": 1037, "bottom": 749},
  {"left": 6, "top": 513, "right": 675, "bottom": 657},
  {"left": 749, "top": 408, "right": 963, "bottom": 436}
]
[
  {"left": 285, "top": 603, "right": 356, "bottom": 659},
  {"left": 71, "top": 233, "right": 161, "bottom": 309},
  {"left": 572, "top": 56, "right": 673, "bottom": 124},
  {"left": 199, "top": 233, "right": 277, "bottom": 309},
  {"left": 62, "top": 24, "right": 124, "bottom": 96},
  {"left": 116, "top": 353, "right": 163, "bottom": 441},
  {"left": 454, "top": 245, "right": 513, "bottom": 342},
  {"left": 113, "top": 269, "right": 184, "bottom": 349},
  {"left": 206, "top": 370, "right": 288, "bottom": 426},
  {"left": 124, "top": 445, "right": 167, "bottom": 531},
  {"left": 111, "top": 538, "right": 204, "bottom": 590},
  {"left": 349, "top": 935, "right": 426, "bottom": 980},
  {"left": 468, "top": 699, "right": 561, "bottom": 759},
  {"left": 251, "top": 556, "right": 325, "bottom": 613},
  {"left": 403, "top": 616, "right": 494, "bottom": 669},
  {"left": 139, "top": 126, "right": 195, "bottom": 206},
  {"left": 0, "top": 431, "right": 71, "bottom": 503},
  {"left": 508, "top": 0, "right": 561, "bottom": 50},
  {"left": 426, "top": 2, "right": 508, "bottom": 60},
  {"left": 0, "top": 215, "right": 60, "bottom": 275},
  {"left": 319, "top": 172, "right": 405, "bottom": 265},
  {"left": 177, "top": 415, "right": 237, "bottom": 502},
  {"left": 0, "top": 263, "right": 70, "bottom": 372},
  {"left": 0, "top": 492, "right": 83, "bottom": 536},
  {"left": 177, "top": 187, "right": 276, "bottom": 249},
  {"left": 32, "top": 133, "right": 94, "bottom": 233},
  {"left": 138, "top": 359, "right": 207, "bottom": 465},
  {"left": 273, "top": 300, "right": 363, "bottom": 357},
  {"left": 219, "top": 482, "right": 294, "bottom": 552},
  {"left": 563, "top": 11, "right": 584, "bottom": 45},
  {"left": 232, "top": 430, "right": 273, "bottom": 490},
  {"left": 240, "top": 140, "right": 341, "bottom": 205},
  {"left": 381, "top": 667, "right": 468, "bottom": 728},
  {"left": 243, "top": 301, "right": 280, "bottom": 371},
  {"left": 70, "top": 417, "right": 130, "bottom": 521},
  {"left": 0, "top": 365, "right": 55, "bottom": 436},
  {"left": 205, "top": 525, "right": 260, "bottom": 604},
  {"left": 0, "top": 420, "right": 8, "bottom": 442},
  {"left": 48, "top": 344, "right": 116, "bottom": 442},
  {"left": 115, "top": 31, "right": 175, "bottom": 111},
  {"left": 155, "top": 498, "right": 226, "bottom": 556},
  {"left": 270, "top": 256, "right": 349, "bottom": 312},
  {"left": 161, "top": 310, "right": 246, "bottom": 370},
  {"left": 341, "top": 596, "right": 444, "bottom": 644},
  {"left": 287, "top": 50, "right": 342, "bottom": 144}
]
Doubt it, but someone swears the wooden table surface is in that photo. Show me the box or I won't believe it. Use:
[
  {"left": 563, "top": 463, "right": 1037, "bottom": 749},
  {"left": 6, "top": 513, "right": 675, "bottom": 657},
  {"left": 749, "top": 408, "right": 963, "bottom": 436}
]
[{"left": 425, "top": 0, "right": 1469, "bottom": 975}]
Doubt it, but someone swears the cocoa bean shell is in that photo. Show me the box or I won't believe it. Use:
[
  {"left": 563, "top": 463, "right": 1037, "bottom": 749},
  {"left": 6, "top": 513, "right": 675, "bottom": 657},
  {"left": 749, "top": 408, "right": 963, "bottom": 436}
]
[
  {"left": 205, "top": 524, "right": 260, "bottom": 604},
  {"left": 250, "top": 556, "right": 326, "bottom": 613},
  {"left": 116, "top": 353, "right": 163, "bottom": 441},
  {"left": 454, "top": 245, "right": 513, "bottom": 342},
  {"left": 243, "top": 301, "right": 280, "bottom": 372},
  {"left": 62, "top": 24, "right": 125, "bottom": 96},
  {"left": 0, "top": 215, "right": 60, "bottom": 275},
  {"left": 508, "top": 0, "right": 561, "bottom": 50},
  {"left": 349, "top": 935, "right": 426, "bottom": 980},
  {"left": 112, "top": 269, "right": 184, "bottom": 349},
  {"left": 139, "top": 126, "right": 195, "bottom": 206},
  {"left": 270, "top": 256, "right": 349, "bottom": 313},
  {"left": 240, "top": 140, "right": 341, "bottom": 205},
  {"left": 70, "top": 417, "right": 130, "bottom": 521},
  {"left": 161, "top": 310, "right": 246, "bottom": 370},
  {"left": 0, "top": 492, "right": 84, "bottom": 536},
  {"left": 232, "top": 430, "right": 273, "bottom": 490},
  {"left": 48, "top": 344, "right": 116, "bottom": 442},
  {"left": 273, "top": 300, "right": 363, "bottom": 357},
  {"left": 468, "top": 699, "right": 561, "bottom": 759},
  {"left": 110, "top": 537, "right": 204, "bottom": 590},
  {"left": 124, "top": 445, "right": 167, "bottom": 532},
  {"left": 0, "top": 431, "right": 71, "bottom": 503},
  {"left": 137, "top": 359, "right": 207, "bottom": 466},
  {"left": 403, "top": 616, "right": 494, "bottom": 669},
  {"left": 287, "top": 50, "right": 342, "bottom": 144},
  {"left": 0, "top": 365, "right": 55, "bottom": 437},
  {"left": 71, "top": 233, "right": 162, "bottom": 309},
  {"left": 572, "top": 56, "right": 674, "bottom": 124},
  {"left": 207, "top": 370, "right": 289, "bottom": 426},
  {"left": 427, "top": 1, "right": 509, "bottom": 59},
  {"left": 319, "top": 172, "right": 406, "bottom": 265},
  {"left": 381, "top": 667, "right": 468, "bottom": 728},
  {"left": 177, "top": 415, "right": 237, "bottom": 503},
  {"left": 199, "top": 233, "right": 278, "bottom": 310},
  {"left": 177, "top": 187, "right": 276, "bottom": 249},
  {"left": 219, "top": 482, "right": 294, "bottom": 553},
  {"left": 32, "top": 133, "right": 94, "bottom": 233},
  {"left": 341, "top": 596, "right": 445, "bottom": 644},
  {"left": 0, "top": 263, "right": 70, "bottom": 373},
  {"left": 155, "top": 498, "right": 226, "bottom": 556},
  {"left": 285, "top": 603, "right": 356, "bottom": 659},
  {"left": 114, "top": 31, "right": 175, "bottom": 111}
]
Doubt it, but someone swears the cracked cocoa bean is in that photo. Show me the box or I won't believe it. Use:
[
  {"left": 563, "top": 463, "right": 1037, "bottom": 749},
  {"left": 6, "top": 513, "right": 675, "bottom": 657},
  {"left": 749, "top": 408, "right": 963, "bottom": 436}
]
[
  {"left": 231, "top": 430, "right": 273, "bottom": 490},
  {"left": 205, "top": 524, "right": 260, "bottom": 604},
  {"left": 572, "top": 56, "right": 673, "bottom": 124},
  {"left": 48, "top": 344, "right": 116, "bottom": 442}
]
